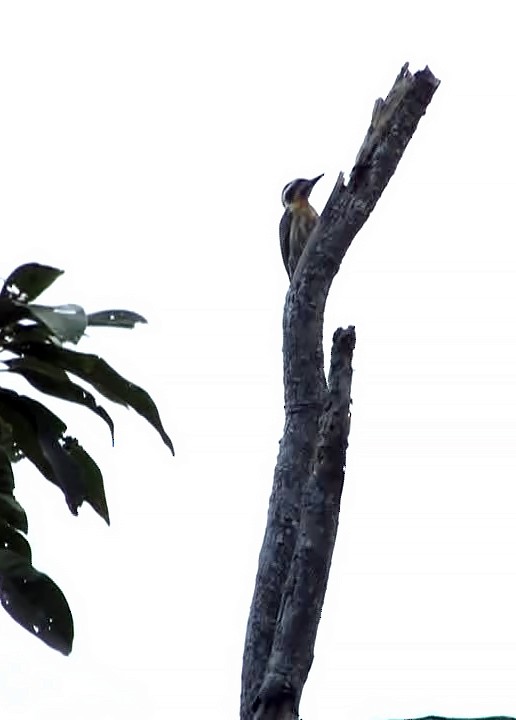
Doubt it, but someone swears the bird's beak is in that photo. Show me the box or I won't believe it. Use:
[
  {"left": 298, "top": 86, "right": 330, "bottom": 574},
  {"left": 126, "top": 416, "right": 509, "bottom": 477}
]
[{"left": 309, "top": 173, "right": 324, "bottom": 187}]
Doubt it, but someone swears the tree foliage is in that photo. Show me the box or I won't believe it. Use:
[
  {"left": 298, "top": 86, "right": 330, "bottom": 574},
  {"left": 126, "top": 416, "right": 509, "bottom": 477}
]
[{"left": 0, "top": 262, "right": 174, "bottom": 654}]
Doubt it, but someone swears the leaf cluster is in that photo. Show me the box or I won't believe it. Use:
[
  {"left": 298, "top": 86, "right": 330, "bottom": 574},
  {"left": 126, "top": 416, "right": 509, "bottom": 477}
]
[{"left": 0, "top": 263, "right": 174, "bottom": 654}]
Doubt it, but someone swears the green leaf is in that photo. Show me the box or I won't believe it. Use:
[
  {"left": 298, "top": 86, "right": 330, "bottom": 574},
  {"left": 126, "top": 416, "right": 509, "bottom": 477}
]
[
  {"left": 0, "top": 446, "right": 15, "bottom": 493},
  {"left": 28, "top": 304, "right": 87, "bottom": 344},
  {"left": 0, "top": 393, "right": 54, "bottom": 481},
  {"left": 0, "top": 263, "right": 63, "bottom": 302},
  {"left": 0, "top": 493, "right": 28, "bottom": 533},
  {"left": 87, "top": 309, "right": 148, "bottom": 329},
  {"left": 7, "top": 322, "right": 62, "bottom": 347},
  {"left": 15, "top": 343, "right": 175, "bottom": 455},
  {"left": 0, "top": 549, "right": 73, "bottom": 655},
  {"left": 5, "top": 356, "right": 115, "bottom": 445},
  {"left": 0, "top": 521, "right": 31, "bottom": 561},
  {"left": 63, "top": 437, "right": 109, "bottom": 525},
  {"left": 0, "top": 297, "right": 33, "bottom": 329},
  {"left": 0, "top": 389, "right": 88, "bottom": 515}
]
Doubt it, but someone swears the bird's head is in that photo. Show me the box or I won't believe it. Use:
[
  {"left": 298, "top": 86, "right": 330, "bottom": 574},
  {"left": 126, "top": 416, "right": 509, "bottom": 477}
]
[{"left": 281, "top": 174, "right": 324, "bottom": 209}]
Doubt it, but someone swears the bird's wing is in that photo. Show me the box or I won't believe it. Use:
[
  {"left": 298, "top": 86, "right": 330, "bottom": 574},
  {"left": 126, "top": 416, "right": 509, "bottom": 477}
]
[{"left": 279, "top": 212, "right": 291, "bottom": 278}]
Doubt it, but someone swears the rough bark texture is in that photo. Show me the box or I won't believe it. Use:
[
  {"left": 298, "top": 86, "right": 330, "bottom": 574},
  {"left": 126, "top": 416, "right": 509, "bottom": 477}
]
[{"left": 240, "top": 64, "right": 440, "bottom": 720}]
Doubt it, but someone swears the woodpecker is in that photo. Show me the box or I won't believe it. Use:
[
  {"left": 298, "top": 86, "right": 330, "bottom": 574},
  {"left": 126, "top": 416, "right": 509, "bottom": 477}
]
[{"left": 279, "top": 174, "right": 323, "bottom": 280}]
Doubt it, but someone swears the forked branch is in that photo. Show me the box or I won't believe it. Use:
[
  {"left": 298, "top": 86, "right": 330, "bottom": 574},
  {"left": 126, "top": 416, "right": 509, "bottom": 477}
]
[{"left": 241, "top": 63, "right": 440, "bottom": 720}]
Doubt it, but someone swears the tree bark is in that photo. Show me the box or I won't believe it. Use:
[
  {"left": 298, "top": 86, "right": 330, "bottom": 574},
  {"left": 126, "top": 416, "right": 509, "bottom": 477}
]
[{"left": 240, "top": 63, "right": 440, "bottom": 720}]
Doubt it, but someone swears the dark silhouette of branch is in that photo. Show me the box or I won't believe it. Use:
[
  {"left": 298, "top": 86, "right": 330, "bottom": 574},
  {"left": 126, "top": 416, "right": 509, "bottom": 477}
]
[
  {"left": 240, "top": 63, "right": 440, "bottom": 720},
  {"left": 401, "top": 717, "right": 515, "bottom": 720}
]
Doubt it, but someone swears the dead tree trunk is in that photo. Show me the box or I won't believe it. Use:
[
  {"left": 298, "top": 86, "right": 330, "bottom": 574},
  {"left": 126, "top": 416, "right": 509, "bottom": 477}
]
[{"left": 240, "top": 63, "right": 440, "bottom": 720}]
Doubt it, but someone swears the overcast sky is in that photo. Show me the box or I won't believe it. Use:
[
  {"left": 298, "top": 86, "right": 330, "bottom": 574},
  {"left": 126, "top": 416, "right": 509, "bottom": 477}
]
[{"left": 0, "top": 1, "right": 515, "bottom": 718}]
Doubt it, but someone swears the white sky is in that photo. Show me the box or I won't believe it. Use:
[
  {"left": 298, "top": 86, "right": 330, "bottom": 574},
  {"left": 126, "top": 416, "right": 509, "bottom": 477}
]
[{"left": 0, "top": 1, "right": 515, "bottom": 718}]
